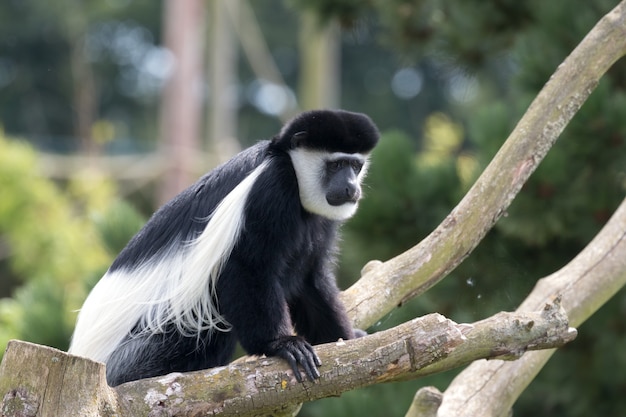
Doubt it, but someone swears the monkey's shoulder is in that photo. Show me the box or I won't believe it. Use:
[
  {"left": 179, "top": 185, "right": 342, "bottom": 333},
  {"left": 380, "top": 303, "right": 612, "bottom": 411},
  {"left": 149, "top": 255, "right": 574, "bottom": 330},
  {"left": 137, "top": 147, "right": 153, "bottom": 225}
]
[{"left": 110, "top": 142, "right": 271, "bottom": 270}]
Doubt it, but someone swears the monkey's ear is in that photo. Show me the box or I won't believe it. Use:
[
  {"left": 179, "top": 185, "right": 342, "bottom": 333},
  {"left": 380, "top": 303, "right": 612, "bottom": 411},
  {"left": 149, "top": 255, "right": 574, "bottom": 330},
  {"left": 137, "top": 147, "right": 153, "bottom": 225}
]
[{"left": 291, "top": 131, "right": 308, "bottom": 149}]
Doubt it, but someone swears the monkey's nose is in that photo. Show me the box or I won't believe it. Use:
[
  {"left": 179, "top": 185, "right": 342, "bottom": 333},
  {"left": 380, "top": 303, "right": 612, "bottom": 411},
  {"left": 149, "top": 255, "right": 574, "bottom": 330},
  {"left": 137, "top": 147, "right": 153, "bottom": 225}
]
[
  {"left": 345, "top": 184, "right": 361, "bottom": 202},
  {"left": 326, "top": 184, "right": 360, "bottom": 206}
]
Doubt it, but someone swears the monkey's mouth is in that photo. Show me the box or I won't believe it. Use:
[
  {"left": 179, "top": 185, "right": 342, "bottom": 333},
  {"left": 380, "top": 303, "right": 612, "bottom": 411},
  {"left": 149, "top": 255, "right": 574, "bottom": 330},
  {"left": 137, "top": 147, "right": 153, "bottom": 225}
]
[{"left": 326, "top": 194, "right": 360, "bottom": 206}]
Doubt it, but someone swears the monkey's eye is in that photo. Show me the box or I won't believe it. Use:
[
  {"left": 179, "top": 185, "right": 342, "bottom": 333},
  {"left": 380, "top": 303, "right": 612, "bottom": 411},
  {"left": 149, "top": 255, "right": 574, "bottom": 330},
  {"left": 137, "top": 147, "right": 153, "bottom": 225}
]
[
  {"left": 327, "top": 160, "right": 345, "bottom": 172},
  {"left": 326, "top": 159, "right": 363, "bottom": 174},
  {"left": 350, "top": 160, "right": 363, "bottom": 174}
]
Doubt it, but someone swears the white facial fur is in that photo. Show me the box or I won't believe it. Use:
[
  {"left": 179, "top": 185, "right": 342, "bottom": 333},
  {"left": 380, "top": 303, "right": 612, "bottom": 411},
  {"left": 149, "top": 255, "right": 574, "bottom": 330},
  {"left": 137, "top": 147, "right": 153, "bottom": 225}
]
[{"left": 288, "top": 148, "right": 369, "bottom": 221}]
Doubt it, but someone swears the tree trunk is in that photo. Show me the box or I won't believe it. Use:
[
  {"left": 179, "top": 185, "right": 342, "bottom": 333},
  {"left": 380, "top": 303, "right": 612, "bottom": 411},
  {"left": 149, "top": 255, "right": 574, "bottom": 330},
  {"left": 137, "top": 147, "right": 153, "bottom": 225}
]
[
  {"left": 158, "top": 0, "right": 206, "bottom": 205},
  {"left": 207, "top": 0, "right": 240, "bottom": 163},
  {"left": 298, "top": 13, "right": 340, "bottom": 110}
]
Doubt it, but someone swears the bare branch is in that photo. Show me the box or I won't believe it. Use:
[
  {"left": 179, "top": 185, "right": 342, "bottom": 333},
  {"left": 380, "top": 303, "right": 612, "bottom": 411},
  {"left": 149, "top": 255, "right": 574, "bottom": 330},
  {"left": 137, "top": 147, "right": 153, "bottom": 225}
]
[
  {"left": 0, "top": 303, "right": 573, "bottom": 417},
  {"left": 406, "top": 387, "right": 443, "bottom": 417},
  {"left": 430, "top": 196, "right": 626, "bottom": 417},
  {"left": 406, "top": 1, "right": 626, "bottom": 414},
  {"left": 341, "top": 0, "right": 626, "bottom": 331}
]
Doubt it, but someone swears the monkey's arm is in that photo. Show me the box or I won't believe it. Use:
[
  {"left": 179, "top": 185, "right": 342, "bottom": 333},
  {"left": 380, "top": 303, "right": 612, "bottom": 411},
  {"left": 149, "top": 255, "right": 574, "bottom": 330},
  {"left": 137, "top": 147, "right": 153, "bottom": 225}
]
[
  {"left": 218, "top": 261, "right": 322, "bottom": 382},
  {"left": 290, "top": 257, "right": 361, "bottom": 345}
]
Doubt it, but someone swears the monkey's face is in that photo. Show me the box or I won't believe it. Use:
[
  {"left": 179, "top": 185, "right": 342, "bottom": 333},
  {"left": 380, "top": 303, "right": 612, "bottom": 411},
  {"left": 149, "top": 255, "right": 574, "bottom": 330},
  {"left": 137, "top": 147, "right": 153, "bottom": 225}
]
[
  {"left": 288, "top": 148, "right": 369, "bottom": 221},
  {"left": 273, "top": 109, "right": 379, "bottom": 220}
]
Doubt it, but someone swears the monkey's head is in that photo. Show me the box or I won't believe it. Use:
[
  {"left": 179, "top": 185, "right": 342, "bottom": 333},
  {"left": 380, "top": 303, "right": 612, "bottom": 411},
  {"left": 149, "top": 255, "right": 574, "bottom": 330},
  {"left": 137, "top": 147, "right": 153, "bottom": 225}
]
[{"left": 272, "top": 110, "right": 380, "bottom": 221}]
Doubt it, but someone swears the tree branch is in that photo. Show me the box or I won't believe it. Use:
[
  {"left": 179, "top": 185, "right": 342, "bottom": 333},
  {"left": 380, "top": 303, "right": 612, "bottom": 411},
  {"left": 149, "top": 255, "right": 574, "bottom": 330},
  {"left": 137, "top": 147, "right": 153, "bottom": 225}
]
[
  {"left": 421, "top": 195, "right": 626, "bottom": 417},
  {"left": 0, "top": 302, "right": 574, "bottom": 417},
  {"left": 404, "top": 1, "right": 626, "bottom": 414},
  {"left": 340, "top": 0, "right": 626, "bottom": 331}
]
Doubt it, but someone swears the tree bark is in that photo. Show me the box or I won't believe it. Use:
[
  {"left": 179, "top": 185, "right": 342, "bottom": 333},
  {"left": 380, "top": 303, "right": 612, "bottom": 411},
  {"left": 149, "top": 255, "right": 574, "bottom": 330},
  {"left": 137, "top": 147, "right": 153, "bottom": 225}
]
[
  {"left": 405, "top": 3, "right": 626, "bottom": 414},
  {"left": 0, "top": 302, "right": 573, "bottom": 417},
  {"left": 425, "top": 196, "right": 626, "bottom": 417},
  {"left": 0, "top": 341, "right": 117, "bottom": 417}
]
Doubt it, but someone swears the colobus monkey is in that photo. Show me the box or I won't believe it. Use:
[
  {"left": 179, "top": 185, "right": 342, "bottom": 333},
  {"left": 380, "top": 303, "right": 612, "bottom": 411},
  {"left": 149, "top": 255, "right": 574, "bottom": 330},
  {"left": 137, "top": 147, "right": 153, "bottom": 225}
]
[{"left": 69, "top": 109, "right": 379, "bottom": 386}]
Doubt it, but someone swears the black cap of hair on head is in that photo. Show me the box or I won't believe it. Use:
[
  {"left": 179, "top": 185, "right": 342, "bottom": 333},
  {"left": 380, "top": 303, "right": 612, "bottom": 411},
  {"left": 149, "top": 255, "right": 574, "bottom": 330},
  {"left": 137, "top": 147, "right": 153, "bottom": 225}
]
[{"left": 272, "top": 109, "right": 380, "bottom": 154}]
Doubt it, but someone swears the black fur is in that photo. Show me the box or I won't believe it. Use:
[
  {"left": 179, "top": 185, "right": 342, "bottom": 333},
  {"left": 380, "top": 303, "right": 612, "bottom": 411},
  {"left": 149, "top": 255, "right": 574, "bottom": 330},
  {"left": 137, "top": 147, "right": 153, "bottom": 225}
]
[
  {"left": 101, "top": 110, "right": 379, "bottom": 386},
  {"left": 274, "top": 109, "right": 379, "bottom": 153},
  {"left": 108, "top": 143, "right": 267, "bottom": 273}
]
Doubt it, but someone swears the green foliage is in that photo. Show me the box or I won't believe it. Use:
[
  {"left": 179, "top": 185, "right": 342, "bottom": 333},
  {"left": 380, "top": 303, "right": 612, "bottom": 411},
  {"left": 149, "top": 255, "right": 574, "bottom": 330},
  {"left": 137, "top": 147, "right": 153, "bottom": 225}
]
[
  {"left": 295, "top": 0, "right": 533, "bottom": 66},
  {"left": 0, "top": 133, "right": 143, "bottom": 356},
  {"left": 92, "top": 199, "right": 146, "bottom": 257},
  {"left": 499, "top": 81, "right": 626, "bottom": 247},
  {"left": 0, "top": 142, "right": 109, "bottom": 286}
]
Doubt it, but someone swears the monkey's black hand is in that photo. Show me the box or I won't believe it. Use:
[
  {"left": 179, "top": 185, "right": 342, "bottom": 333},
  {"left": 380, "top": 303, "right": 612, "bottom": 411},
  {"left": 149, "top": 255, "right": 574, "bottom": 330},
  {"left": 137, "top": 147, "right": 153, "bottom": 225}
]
[{"left": 267, "top": 336, "right": 322, "bottom": 382}]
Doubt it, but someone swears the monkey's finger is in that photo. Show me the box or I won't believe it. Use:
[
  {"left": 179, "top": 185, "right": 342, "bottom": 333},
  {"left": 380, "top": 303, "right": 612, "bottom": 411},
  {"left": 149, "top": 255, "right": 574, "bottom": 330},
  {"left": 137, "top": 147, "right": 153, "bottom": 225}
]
[
  {"left": 299, "top": 357, "right": 320, "bottom": 382},
  {"left": 304, "top": 342, "right": 322, "bottom": 367},
  {"left": 282, "top": 351, "right": 304, "bottom": 383},
  {"left": 295, "top": 347, "right": 320, "bottom": 381}
]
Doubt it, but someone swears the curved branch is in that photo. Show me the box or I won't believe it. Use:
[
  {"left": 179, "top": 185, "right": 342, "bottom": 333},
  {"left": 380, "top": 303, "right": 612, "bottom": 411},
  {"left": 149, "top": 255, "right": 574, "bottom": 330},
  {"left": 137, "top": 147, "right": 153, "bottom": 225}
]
[
  {"left": 341, "top": 0, "right": 626, "bottom": 331},
  {"left": 407, "top": 2, "right": 626, "bottom": 414},
  {"left": 431, "top": 196, "right": 626, "bottom": 417}
]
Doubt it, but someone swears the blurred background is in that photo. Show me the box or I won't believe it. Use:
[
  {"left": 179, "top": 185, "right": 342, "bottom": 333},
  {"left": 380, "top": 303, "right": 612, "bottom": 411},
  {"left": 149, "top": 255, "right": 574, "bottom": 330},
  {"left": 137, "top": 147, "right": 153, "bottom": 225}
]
[{"left": 1, "top": 0, "right": 625, "bottom": 415}]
